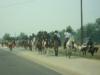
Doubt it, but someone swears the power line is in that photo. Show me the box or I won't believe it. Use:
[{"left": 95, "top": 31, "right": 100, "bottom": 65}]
[{"left": 0, "top": 0, "right": 34, "bottom": 8}]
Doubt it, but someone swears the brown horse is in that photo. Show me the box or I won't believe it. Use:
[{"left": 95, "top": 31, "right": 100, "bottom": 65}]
[
  {"left": 8, "top": 41, "right": 16, "bottom": 51},
  {"left": 87, "top": 46, "right": 99, "bottom": 56},
  {"left": 35, "top": 39, "right": 43, "bottom": 54},
  {"left": 23, "top": 40, "right": 32, "bottom": 51}
]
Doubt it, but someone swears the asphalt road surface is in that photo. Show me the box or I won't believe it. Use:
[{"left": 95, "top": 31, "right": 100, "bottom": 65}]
[{"left": 0, "top": 48, "right": 61, "bottom": 75}]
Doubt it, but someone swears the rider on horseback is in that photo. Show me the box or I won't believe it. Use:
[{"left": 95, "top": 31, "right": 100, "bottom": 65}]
[
  {"left": 54, "top": 31, "right": 61, "bottom": 46},
  {"left": 87, "top": 37, "right": 94, "bottom": 52}
]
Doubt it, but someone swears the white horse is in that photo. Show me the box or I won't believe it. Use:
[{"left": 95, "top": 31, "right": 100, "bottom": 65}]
[
  {"left": 65, "top": 36, "right": 82, "bottom": 58},
  {"left": 42, "top": 39, "right": 52, "bottom": 55},
  {"left": 31, "top": 37, "right": 36, "bottom": 50},
  {"left": 65, "top": 37, "right": 75, "bottom": 58},
  {"left": 42, "top": 40, "right": 47, "bottom": 54}
]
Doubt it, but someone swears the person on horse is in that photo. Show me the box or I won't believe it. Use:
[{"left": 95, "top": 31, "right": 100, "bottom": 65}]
[
  {"left": 54, "top": 31, "right": 61, "bottom": 46},
  {"left": 87, "top": 37, "right": 94, "bottom": 52},
  {"left": 64, "top": 30, "right": 72, "bottom": 49}
]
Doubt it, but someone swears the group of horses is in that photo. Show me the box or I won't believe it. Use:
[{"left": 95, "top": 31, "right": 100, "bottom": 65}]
[
  {"left": 23, "top": 36, "right": 99, "bottom": 58},
  {"left": 35, "top": 37, "right": 59, "bottom": 56},
  {"left": 1, "top": 35, "right": 99, "bottom": 58},
  {"left": 65, "top": 37, "right": 99, "bottom": 58}
]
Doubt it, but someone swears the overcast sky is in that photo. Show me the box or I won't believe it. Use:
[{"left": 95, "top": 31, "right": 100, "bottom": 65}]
[{"left": 0, "top": 0, "right": 100, "bottom": 37}]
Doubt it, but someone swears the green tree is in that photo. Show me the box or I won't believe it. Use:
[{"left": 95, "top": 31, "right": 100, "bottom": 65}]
[
  {"left": 96, "top": 18, "right": 100, "bottom": 25},
  {"left": 66, "top": 26, "right": 74, "bottom": 33},
  {"left": 3, "top": 33, "right": 11, "bottom": 41},
  {"left": 18, "top": 32, "right": 28, "bottom": 40},
  {"left": 85, "top": 23, "right": 95, "bottom": 37},
  {"left": 76, "top": 18, "right": 100, "bottom": 43}
]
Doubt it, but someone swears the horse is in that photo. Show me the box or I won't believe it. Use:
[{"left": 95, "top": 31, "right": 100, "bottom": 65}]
[
  {"left": 94, "top": 47, "right": 99, "bottom": 53},
  {"left": 8, "top": 41, "right": 16, "bottom": 51},
  {"left": 87, "top": 46, "right": 99, "bottom": 56},
  {"left": 74, "top": 43, "right": 99, "bottom": 56},
  {"left": 28, "top": 40, "right": 32, "bottom": 51},
  {"left": 52, "top": 38, "right": 59, "bottom": 56},
  {"left": 72, "top": 43, "right": 87, "bottom": 56},
  {"left": 65, "top": 37, "right": 77, "bottom": 58},
  {"left": 42, "top": 39, "right": 49, "bottom": 54},
  {"left": 35, "top": 39, "right": 43, "bottom": 54},
  {"left": 22, "top": 40, "right": 32, "bottom": 51},
  {"left": 31, "top": 37, "right": 36, "bottom": 50}
]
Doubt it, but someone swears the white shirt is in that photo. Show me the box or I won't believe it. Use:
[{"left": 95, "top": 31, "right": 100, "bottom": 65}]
[
  {"left": 54, "top": 33, "right": 61, "bottom": 38},
  {"left": 64, "top": 32, "right": 71, "bottom": 38}
]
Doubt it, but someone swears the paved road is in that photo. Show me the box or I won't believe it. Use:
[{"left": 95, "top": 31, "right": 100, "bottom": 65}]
[{"left": 0, "top": 48, "right": 61, "bottom": 75}]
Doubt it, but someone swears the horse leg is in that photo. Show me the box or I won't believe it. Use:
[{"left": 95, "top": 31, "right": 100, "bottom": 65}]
[
  {"left": 40, "top": 48, "right": 42, "bottom": 55},
  {"left": 55, "top": 49, "right": 57, "bottom": 56},
  {"left": 89, "top": 47, "right": 94, "bottom": 56},
  {"left": 85, "top": 50, "right": 87, "bottom": 56},
  {"left": 66, "top": 48, "right": 71, "bottom": 58},
  {"left": 68, "top": 52, "right": 71, "bottom": 58},
  {"left": 82, "top": 51, "right": 85, "bottom": 56},
  {"left": 69, "top": 49, "right": 72, "bottom": 58},
  {"left": 82, "top": 50, "right": 86, "bottom": 56},
  {"left": 65, "top": 49, "right": 68, "bottom": 58},
  {"left": 82, "top": 51, "right": 84, "bottom": 56},
  {"left": 91, "top": 50, "right": 94, "bottom": 56},
  {"left": 30, "top": 47, "right": 32, "bottom": 51},
  {"left": 29, "top": 45, "right": 32, "bottom": 51},
  {"left": 56, "top": 49, "right": 58, "bottom": 56},
  {"left": 67, "top": 48, "right": 71, "bottom": 58},
  {"left": 39, "top": 49, "right": 42, "bottom": 55},
  {"left": 10, "top": 46, "right": 12, "bottom": 51},
  {"left": 45, "top": 48, "right": 47, "bottom": 55},
  {"left": 91, "top": 52, "right": 94, "bottom": 56},
  {"left": 9, "top": 45, "right": 12, "bottom": 51},
  {"left": 55, "top": 48, "right": 58, "bottom": 56}
]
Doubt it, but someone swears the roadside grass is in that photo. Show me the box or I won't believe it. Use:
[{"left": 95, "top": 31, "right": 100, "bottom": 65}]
[{"left": 8, "top": 45, "right": 100, "bottom": 60}]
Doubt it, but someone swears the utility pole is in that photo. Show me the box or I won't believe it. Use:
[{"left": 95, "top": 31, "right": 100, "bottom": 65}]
[{"left": 80, "top": 0, "right": 83, "bottom": 45}]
